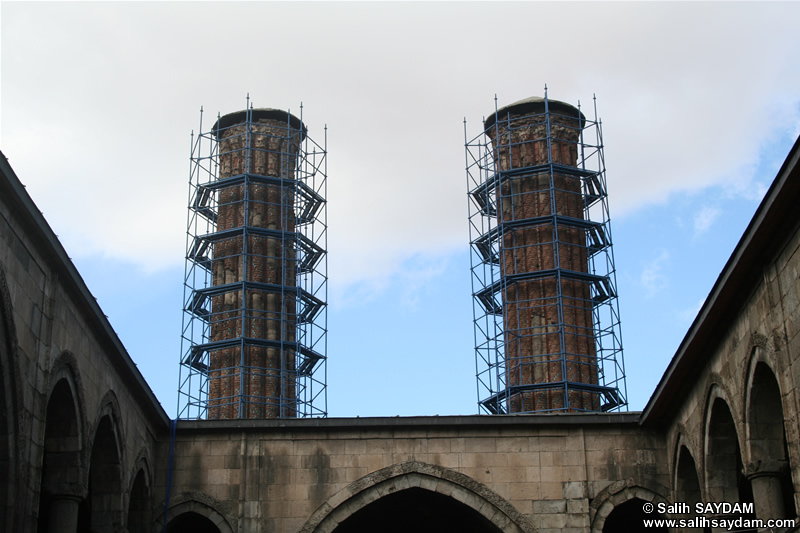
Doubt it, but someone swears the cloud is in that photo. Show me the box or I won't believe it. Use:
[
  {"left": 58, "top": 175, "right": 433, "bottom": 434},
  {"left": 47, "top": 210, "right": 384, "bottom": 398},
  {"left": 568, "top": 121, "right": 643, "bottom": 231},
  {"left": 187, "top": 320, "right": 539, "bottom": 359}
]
[
  {"left": 397, "top": 255, "right": 450, "bottom": 311},
  {"left": 693, "top": 206, "right": 722, "bottom": 236},
  {"left": 329, "top": 251, "right": 452, "bottom": 311},
  {"left": 641, "top": 250, "right": 670, "bottom": 297},
  {"left": 2, "top": 1, "right": 799, "bottom": 286}
]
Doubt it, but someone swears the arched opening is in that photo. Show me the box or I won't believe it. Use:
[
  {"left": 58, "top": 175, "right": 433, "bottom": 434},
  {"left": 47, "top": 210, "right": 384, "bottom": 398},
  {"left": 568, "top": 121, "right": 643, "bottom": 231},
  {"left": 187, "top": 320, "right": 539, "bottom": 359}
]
[
  {"left": 166, "top": 511, "right": 221, "bottom": 533},
  {"left": 748, "top": 362, "right": 795, "bottom": 519},
  {"left": 333, "top": 487, "right": 501, "bottom": 533},
  {"left": 155, "top": 495, "right": 234, "bottom": 533},
  {"left": 300, "top": 462, "right": 533, "bottom": 533},
  {"left": 706, "top": 397, "right": 752, "bottom": 506},
  {"left": 80, "top": 415, "right": 123, "bottom": 533},
  {"left": 602, "top": 498, "right": 666, "bottom": 533},
  {"left": 127, "top": 468, "right": 149, "bottom": 533},
  {"left": 675, "top": 445, "right": 707, "bottom": 532},
  {"left": 676, "top": 445, "right": 702, "bottom": 505},
  {"left": 37, "top": 378, "right": 82, "bottom": 533}
]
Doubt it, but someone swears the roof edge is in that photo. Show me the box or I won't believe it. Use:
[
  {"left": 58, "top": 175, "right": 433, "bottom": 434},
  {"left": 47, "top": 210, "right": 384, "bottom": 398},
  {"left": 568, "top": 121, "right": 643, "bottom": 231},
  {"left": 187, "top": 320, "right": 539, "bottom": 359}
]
[
  {"left": 641, "top": 134, "right": 800, "bottom": 425},
  {"left": 0, "top": 150, "right": 171, "bottom": 430},
  {"left": 177, "top": 412, "right": 643, "bottom": 431}
]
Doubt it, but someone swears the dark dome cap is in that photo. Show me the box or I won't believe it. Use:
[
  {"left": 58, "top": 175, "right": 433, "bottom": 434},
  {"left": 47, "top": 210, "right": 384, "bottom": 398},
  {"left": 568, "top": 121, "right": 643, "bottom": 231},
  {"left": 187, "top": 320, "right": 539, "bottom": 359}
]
[
  {"left": 484, "top": 96, "right": 586, "bottom": 130},
  {"left": 212, "top": 108, "right": 307, "bottom": 139}
]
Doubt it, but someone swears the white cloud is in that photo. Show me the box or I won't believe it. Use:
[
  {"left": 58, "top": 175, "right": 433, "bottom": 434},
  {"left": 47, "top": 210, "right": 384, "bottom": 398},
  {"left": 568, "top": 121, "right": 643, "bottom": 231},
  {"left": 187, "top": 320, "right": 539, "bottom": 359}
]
[
  {"left": 693, "top": 206, "right": 722, "bottom": 236},
  {"left": 641, "top": 250, "right": 670, "bottom": 297},
  {"left": 329, "top": 250, "right": 454, "bottom": 310},
  {"left": 397, "top": 255, "right": 450, "bottom": 311},
  {"left": 2, "top": 1, "right": 799, "bottom": 286}
]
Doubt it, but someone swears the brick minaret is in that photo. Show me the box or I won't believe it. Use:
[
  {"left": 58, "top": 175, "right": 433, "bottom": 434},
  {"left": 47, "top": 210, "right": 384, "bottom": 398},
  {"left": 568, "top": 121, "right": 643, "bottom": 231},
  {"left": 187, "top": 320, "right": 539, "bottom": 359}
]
[
  {"left": 208, "top": 108, "right": 305, "bottom": 419},
  {"left": 485, "top": 96, "right": 599, "bottom": 412}
]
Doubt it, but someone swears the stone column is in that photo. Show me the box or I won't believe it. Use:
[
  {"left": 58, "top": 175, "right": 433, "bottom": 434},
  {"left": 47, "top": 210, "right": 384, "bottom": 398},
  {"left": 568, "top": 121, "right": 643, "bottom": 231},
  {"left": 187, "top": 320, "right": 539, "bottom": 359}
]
[
  {"left": 47, "top": 494, "right": 82, "bottom": 533},
  {"left": 745, "top": 460, "right": 787, "bottom": 520}
]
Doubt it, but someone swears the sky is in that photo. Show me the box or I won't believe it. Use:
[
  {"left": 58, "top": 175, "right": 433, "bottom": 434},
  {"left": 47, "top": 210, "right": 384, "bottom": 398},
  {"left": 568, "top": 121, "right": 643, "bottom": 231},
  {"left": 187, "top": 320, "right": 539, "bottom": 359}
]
[{"left": 2, "top": 1, "right": 799, "bottom": 418}]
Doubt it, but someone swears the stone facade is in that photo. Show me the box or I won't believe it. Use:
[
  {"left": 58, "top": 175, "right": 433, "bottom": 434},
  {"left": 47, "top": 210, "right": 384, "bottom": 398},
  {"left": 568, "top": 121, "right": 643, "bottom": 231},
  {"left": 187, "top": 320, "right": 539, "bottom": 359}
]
[
  {"left": 1, "top": 133, "right": 799, "bottom": 532},
  {"left": 155, "top": 416, "right": 665, "bottom": 533},
  {"left": 0, "top": 153, "right": 168, "bottom": 532}
]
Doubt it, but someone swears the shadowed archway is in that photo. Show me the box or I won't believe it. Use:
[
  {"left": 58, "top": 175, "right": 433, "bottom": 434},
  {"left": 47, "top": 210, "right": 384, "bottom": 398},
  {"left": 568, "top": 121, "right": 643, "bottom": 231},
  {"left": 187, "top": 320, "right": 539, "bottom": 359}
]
[
  {"left": 128, "top": 466, "right": 150, "bottom": 533},
  {"left": 675, "top": 444, "right": 702, "bottom": 508},
  {"left": 675, "top": 444, "right": 707, "bottom": 533},
  {"left": 300, "top": 461, "right": 535, "bottom": 533},
  {"left": 705, "top": 396, "right": 751, "bottom": 509},
  {"left": 38, "top": 376, "right": 83, "bottom": 533},
  {"left": 166, "top": 511, "right": 221, "bottom": 533},
  {"left": 602, "top": 498, "right": 667, "bottom": 533},
  {"left": 333, "top": 486, "right": 501, "bottom": 533},
  {"left": 590, "top": 482, "right": 670, "bottom": 533},
  {"left": 80, "top": 413, "right": 123, "bottom": 533},
  {"left": 153, "top": 493, "right": 236, "bottom": 533},
  {"left": 746, "top": 361, "right": 795, "bottom": 519}
]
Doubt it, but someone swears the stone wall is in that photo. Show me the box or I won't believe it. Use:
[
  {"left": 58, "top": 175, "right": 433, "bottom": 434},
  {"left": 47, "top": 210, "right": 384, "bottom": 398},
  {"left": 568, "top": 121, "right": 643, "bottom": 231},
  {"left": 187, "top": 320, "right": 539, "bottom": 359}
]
[
  {"left": 0, "top": 153, "right": 168, "bottom": 533},
  {"left": 154, "top": 416, "right": 667, "bottom": 533},
  {"left": 659, "top": 214, "right": 800, "bottom": 523}
]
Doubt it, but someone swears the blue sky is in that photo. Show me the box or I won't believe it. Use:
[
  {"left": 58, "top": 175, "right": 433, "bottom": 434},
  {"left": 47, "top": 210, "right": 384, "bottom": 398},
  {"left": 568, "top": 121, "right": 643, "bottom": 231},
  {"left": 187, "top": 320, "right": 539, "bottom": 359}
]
[
  {"left": 64, "top": 129, "right": 795, "bottom": 417},
  {"left": 2, "top": 2, "right": 799, "bottom": 417}
]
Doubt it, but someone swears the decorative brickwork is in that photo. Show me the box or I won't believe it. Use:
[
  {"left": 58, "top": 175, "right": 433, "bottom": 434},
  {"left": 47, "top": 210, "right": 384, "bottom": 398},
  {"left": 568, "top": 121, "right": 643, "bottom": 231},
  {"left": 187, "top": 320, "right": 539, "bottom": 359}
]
[
  {"left": 178, "top": 103, "right": 327, "bottom": 421},
  {"left": 208, "top": 111, "right": 304, "bottom": 419},
  {"left": 485, "top": 100, "right": 598, "bottom": 412},
  {"left": 469, "top": 95, "right": 624, "bottom": 414}
]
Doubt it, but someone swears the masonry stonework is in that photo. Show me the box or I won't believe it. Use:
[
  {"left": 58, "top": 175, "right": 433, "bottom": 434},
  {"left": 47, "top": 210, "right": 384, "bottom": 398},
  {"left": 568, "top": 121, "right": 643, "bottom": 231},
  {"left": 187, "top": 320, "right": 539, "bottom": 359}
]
[
  {"left": 0, "top": 155, "right": 167, "bottom": 532},
  {"left": 155, "top": 416, "right": 666, "bottom": 533}
]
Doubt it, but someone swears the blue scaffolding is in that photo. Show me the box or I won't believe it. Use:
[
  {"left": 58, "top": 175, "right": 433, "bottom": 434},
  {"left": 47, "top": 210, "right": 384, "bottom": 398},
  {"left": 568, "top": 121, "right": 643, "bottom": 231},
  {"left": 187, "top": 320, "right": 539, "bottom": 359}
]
[
  {"left": 465, "top": 90, "right": 627, "bottom": 414},
  {"left": 178, "top": 98, "right": 327, "bottom": 419}
]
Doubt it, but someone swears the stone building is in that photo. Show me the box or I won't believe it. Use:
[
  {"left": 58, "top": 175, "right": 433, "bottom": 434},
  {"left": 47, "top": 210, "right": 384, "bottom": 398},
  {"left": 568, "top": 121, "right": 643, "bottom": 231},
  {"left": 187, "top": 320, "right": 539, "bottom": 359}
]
[{"left": 0, "top": 127, "right": 799, "bottom": 531}]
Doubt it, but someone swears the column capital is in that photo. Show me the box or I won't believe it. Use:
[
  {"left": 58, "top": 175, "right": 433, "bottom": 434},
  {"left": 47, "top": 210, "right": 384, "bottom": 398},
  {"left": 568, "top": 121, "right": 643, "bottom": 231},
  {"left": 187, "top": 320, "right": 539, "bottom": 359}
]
[
  {"left": 743, "top": 459, "right": 788, "bottom": 480},
  {"left": 50, "top": 493, "right": 83, "bottom": 503}
]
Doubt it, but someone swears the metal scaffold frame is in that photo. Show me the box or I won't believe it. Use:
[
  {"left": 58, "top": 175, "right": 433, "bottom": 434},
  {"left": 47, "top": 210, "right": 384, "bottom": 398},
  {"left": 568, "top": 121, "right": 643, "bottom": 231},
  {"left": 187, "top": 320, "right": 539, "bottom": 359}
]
[
  {"left": 178, "top": 98, "right": 327, "bottom": 419},
  {"left": 465, "top": 90, "right": 627, "bottom": 414}
]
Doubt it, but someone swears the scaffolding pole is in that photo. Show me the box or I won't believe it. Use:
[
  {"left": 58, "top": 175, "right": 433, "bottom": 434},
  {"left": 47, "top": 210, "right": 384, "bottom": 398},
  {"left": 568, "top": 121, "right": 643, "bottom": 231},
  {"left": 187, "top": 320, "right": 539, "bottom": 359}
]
[
  {"left": 178, "top": 98, "right": 327, "bottom": 419},
  {"left": 466, "top": 90, "right": 627, "bottom": 414}
]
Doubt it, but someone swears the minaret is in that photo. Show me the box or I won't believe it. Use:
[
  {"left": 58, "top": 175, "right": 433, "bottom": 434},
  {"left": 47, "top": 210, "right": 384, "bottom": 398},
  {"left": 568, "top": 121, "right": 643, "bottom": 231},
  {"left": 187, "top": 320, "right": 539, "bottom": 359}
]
[
  {"left": 208, "top": 109, "right": 305, "bottom": 419},
  {"left": 178, "top": 103, "right": 328, "bottom": 420},
  {"left": 468, "top": 93, "right": 626, "bottom": 413}
]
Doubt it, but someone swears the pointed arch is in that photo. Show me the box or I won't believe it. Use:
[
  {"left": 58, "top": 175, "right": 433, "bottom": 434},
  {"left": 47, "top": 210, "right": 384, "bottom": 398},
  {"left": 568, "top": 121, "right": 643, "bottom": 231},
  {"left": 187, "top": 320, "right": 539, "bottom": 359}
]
[
  {"left": 300, "top": 461, "right": 536, "bottom": 533},
  {"left": 745, "top": 357, "right": 795, "bottom": 518},
  {"left": 90, "top": 390, "right": 126, "bottom": 472},
  {"left": 46, "top": 351, "right": 89, "bottom": 446},
  {"left": 589, "top": 480, "right": 670, "bottom": 533},
  {"left": 128, "top": 451, "right": 152, "bottom": 533},
  {"left": 674, "top": 440, "right": 702, "bottom": 508},
  {"left": 703, "top": 385, "right": 749, "bottom": 506},
  {"left": 82, "top": 390, "right": 125, "bottom": 533},
  {"left": 601, "top": 498, "right": 666, "bottom": 532},
  {"left": 153, "top": 492, "right": 236, "bottom": 533},
  {"left": 38, "top": 354, "right": 88, "bottom": 533}
]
